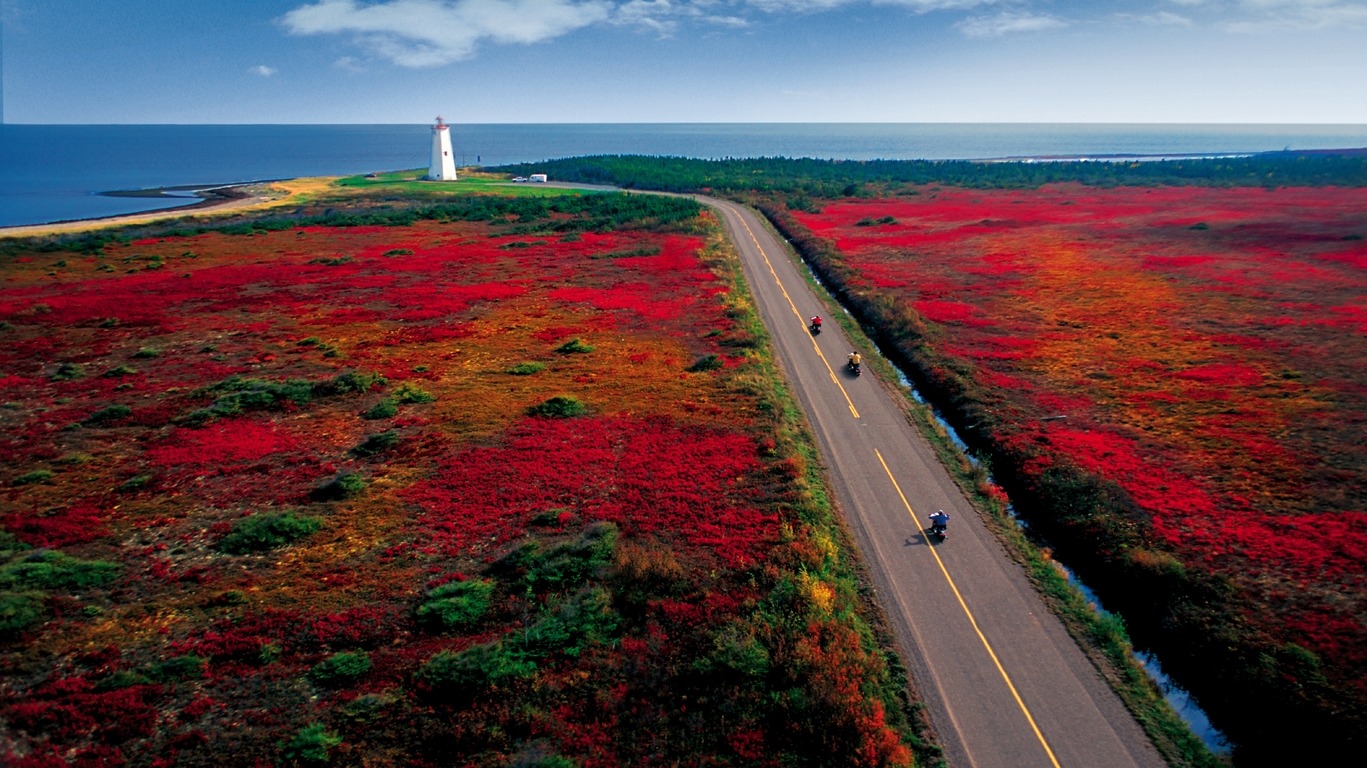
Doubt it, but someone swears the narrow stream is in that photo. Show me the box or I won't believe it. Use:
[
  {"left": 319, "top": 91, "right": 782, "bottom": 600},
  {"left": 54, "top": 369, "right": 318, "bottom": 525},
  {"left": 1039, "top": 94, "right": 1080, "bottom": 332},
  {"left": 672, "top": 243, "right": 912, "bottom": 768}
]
[{"left": 804, "top": 260, "right": 1232, "bottom": 756}]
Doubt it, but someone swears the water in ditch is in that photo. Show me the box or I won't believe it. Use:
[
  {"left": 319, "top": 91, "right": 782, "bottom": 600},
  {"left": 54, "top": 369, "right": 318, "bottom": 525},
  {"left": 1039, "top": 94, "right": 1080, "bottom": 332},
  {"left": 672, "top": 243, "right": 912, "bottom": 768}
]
[
  {"left": 805, "top": 263, "right": 1232, "bottom": 755},
  {"left": 883, "top": 339, "right": 1232, "bottom": 756}
]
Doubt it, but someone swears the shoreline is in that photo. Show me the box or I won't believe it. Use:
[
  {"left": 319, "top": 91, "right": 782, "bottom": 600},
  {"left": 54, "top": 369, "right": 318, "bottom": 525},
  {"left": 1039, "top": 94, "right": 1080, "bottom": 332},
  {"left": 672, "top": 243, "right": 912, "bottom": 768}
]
[{"left": 0, "top": 178, "right": 334, "bottom": 239}]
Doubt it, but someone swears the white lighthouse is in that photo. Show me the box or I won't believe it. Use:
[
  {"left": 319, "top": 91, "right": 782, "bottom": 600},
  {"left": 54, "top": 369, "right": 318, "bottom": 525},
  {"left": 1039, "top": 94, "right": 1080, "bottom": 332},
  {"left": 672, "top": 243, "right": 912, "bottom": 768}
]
[{"left": 428, "top": 117, "right": 457, "bottom": 181}]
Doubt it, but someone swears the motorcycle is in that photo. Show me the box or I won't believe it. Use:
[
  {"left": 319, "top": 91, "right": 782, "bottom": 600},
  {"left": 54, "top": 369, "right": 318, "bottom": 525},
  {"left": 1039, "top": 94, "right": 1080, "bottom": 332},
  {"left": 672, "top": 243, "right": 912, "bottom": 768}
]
[
  {"left": 927, "top": 512, "right": 949, "bottom": 542},
  {"left": 847, "top": 361, "right": 861, "bottom": 377},
  {"left": 809, "top": 322, "right": 822, "bottom": 335}
]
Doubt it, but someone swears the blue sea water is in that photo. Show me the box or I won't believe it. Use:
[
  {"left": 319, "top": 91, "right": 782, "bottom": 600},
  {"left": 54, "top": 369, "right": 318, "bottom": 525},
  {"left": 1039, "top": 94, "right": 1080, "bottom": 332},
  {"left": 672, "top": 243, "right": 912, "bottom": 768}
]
[{"left": 2, "top": 123, "right": 1365, "bottom": 228}]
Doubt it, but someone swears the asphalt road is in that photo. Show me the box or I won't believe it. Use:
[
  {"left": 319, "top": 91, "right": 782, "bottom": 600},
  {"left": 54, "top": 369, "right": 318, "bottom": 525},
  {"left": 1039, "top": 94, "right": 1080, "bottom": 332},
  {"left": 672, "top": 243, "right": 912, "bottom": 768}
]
[{"left": 701, "top": 196, "right": 1168, "bottom": 768}]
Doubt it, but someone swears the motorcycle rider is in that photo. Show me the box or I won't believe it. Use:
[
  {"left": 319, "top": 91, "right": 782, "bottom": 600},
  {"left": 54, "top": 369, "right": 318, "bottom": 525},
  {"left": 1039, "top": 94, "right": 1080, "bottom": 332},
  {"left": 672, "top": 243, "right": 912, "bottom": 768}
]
[
  {"left": 810, "top": 315, "right": 823, "bottom": 332},
  {"left": 928, "top": 509, "right": 950, "bottom": 536},
  {"left": 848, "top": 351, "right": 862, "bottom": 369}
]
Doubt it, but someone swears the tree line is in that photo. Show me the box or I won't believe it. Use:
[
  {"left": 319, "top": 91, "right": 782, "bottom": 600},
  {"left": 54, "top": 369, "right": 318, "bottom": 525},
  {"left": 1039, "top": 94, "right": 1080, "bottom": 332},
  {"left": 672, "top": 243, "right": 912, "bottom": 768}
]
[{"left": 493, "top": 150, "right": 1367, "bottom": 196}]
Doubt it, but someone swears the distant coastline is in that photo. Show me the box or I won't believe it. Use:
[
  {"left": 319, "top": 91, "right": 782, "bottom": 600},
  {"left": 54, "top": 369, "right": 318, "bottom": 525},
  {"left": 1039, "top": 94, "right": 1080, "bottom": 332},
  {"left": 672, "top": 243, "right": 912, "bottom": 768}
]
[{"left": 4, "top": 123, "right": 1366, "bottom": 228}]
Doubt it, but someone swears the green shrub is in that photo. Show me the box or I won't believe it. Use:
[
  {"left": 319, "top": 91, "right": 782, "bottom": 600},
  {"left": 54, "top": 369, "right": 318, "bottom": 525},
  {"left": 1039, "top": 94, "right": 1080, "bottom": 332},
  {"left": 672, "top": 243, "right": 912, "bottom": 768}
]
[
  {"left": 117, "top": 474, "right": 151, "bottom": 492},
  {"left": 521, "top": 522, "right": 618, "bottom": 593},
  {"left": 555, "top": 339, "right": 594, "bottom": 354},
  {"left": 216, "top": 511, "right": 322, "bottom": 554},
  {"left": 527, "top": 396, "right": 588, "bottom": 419},
  {"left": 280, "top": 722, "right": 342, "bottom": 765},
  {"left": 84, "top": 404, "right": 132, "bottom": 424},
  {"left": 362, "top": 398, "right": 398, "bottom": 420},
  {"left": 102, "top": 365, "right": 137, "bottom": 378},
  {"left": 687, "top": 354, "right": 724, "bottom": 372},
  {"left": 416, "top": 579, "right": 494, "bottom": 631},
  {"left": 0, "top": 550, "right": 121, "bottom": 590},
  {"left": 150, "top": 655, "right": 206, "bottom": 682},
  {"left": 94, "top": 670, "right": 153, "bottom": 690},
  {"left": 0, "top": 592, "right": 43, "bottom": 636},
  {"left": 311, "top": 472, "right": 367, "bottom": 501},
  {"left": 316, "top": 370, "right": 385, "bottom": 396},
  {"left": 339, "top": 693, "right": 393, "bottom": 724},
  {"left": 50, "top": 362, "right": 85, "bottom": 381},
  {"left": 350, "top": 430, "right": 400, "bottom": 457},
  {"left": 13, "top": 469, "right": 54, "bottom": 486},
  {"left": 698, "top": 622, "right": 771, "bottom": 679},
  {"left": 183, "top": 375, "right": 338, "bottom": 426},
  {"left": 417, "top": 642, "right": 536, "bottom": 690},
  {"left": 309, "top": 651, "right": 372, "bottom": 685},
  {"left": 394, "top": 383, "right": 435, "bottom": 404},
  {"left": 519, "top": 586, "right": 618, "bottom": 658},
  {"left": 507, "top": 361, "right": 546, "bottom": 375},
  {"left": 520, "top": 756, "right": 578, "bottom": 768},
  {"left": 382, "top": 248, "right": 414, "bottom": 257},
  {"left": 132, "top": 347, "right": 160, "bottom": 359}
]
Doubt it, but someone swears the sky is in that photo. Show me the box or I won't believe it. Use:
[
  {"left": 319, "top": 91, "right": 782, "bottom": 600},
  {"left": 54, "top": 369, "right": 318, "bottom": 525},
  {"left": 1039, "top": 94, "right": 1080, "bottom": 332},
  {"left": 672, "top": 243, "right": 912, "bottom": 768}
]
[{"left": 1, "top": 0, "right": 1365, "bottom": 124}]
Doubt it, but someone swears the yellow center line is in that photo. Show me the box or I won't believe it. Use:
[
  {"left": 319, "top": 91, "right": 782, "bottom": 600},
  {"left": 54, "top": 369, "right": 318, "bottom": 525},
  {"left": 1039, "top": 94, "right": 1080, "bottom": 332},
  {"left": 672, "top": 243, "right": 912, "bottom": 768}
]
[
  {"left": 728, "top": 206, "right": 860, "bottom": 419},
  {"left": 874, "top": 447, "right": 1064, "bottom": 768}
]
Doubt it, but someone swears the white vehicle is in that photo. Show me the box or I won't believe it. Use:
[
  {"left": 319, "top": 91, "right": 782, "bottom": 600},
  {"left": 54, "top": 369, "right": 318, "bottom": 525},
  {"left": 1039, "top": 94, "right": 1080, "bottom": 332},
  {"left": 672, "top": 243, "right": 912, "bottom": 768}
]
[
  {"left": 529, "top": 173, "right": 548, "bottom": 183},
  {"left": 511, "top": 176, "right": 527, "bottom": 182}
]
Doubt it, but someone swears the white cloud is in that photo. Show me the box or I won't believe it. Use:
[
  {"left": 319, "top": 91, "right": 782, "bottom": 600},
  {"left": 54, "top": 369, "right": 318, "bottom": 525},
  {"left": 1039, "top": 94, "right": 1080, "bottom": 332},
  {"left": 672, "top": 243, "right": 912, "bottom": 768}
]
[
  {"left": 1223, "top": 1, "right": 1367, "bottom": 30},
  {"left": 743, "top": 0, "right": 1000, "bottom": 11},
  {"left": 249, "top": 65, "right": 279, "bottom": 76},
  {"left": 281, "top": 0, "right": 614, "bottom": 66},
  {"left": 278, "top": 0, "right": 1367, "bottom": 67},
  {"left": 956, "top": 10, "right": 1067, "bottom": 37},
  {"left": 1118, "top": 10, "right": 1194, "bottom": 25}
]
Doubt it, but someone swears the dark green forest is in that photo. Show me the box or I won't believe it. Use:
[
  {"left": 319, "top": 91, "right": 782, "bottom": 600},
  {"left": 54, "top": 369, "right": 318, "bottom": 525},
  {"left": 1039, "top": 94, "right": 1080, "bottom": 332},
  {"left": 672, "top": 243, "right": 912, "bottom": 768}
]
[{"left": 493, "top": 150, "right": 1367, "bottom": 196}]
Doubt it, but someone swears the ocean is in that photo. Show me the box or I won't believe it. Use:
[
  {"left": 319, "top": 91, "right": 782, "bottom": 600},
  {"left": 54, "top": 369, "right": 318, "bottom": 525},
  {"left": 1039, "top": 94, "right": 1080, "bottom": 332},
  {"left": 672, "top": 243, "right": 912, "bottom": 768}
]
[{"left": 2, "top": 123, "right": 1365, "bottom": 228}]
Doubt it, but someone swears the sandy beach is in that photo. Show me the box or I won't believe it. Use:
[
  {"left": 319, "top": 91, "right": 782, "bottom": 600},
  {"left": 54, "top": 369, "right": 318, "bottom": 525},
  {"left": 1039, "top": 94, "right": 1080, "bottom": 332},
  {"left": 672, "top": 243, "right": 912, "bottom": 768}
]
[{"left": 0, "top": 177, "right": 338, "bottom": 239}]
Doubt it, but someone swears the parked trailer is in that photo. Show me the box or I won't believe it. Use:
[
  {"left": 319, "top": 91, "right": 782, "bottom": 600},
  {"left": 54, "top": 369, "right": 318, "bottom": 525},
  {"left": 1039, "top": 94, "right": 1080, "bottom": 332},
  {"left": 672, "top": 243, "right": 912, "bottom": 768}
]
[{"left": 529, "top": 173, "right": 548, "bottom": 183}]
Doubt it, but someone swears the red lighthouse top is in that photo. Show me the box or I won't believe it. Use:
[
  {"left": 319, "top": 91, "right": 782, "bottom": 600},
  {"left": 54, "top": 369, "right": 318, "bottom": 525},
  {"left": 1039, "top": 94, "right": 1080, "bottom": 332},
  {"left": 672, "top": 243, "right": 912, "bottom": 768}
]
[{"left": 434, "top": 116, "right": 448, "bottom": 130}]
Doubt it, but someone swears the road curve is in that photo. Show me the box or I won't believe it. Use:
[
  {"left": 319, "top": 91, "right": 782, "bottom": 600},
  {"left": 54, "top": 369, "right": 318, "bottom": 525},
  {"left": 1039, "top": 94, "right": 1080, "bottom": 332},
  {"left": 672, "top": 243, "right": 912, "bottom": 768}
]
[{"left": 700, "top": 196, "right": 1167, "bottom": 768}]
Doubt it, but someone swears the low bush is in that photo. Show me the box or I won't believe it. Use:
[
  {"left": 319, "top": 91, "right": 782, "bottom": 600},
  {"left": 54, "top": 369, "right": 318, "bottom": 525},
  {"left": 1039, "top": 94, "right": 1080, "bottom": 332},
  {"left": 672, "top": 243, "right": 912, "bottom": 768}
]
[
  {"left": 309, "top": 651, "right": 372, "bottom": 685},
  {"left": 362, "top": 398, "right": 398, "bottom": 420},
  {"left": 117, "top": 474, "right": 151, "bottom": 492},
  {"left": 216, "top": 511, "right": 322, "bottom": 554},
  {"left": 0, "top": 592, "right": 43, "bottom": 636},
  {"left": 394, "top": 383, "right": 435, "bottom": 404},
  {"left": 50, "top": 362, "right": 85, "bottom": 381},
  {"left": 311, "top": 472, "right": 367, "bottom": 501},
  {"left": 527, "top": 396, "right": 588, "bottom": 419},
  {"left": 416, "top": 579, "right": 495, "bottom": 631},
  {"left": 280, "top": 722, "right": 342, "bottom": 765},
  {"left": 13, "top": 469, "right": 54, "bottom": 486},
  {"left": 350, "top": 431, "right": 400, "bottom": 457},
  {"left": 149, "top": 655, "right": 206, "bottom": 682},
  {"left": 507, "top": 361, "right": 546, "bottom": 375},
  {"left": 0, "top": 550, "right": 121, "bottom": 590},
  {"left": 417, "top": 641, "right": 536, "bottom": 690},
  {"left": 555, "top": 339, "right": 594, "bottom": 354},
  {"left": 519, "top": 523, "right": 618, "bottom": 594},
  {"left": 84, "top": 404, "right": 132, "bottom": 424},
  {"left": 687, "top": 354, "right": 724, "bottom": 372}
]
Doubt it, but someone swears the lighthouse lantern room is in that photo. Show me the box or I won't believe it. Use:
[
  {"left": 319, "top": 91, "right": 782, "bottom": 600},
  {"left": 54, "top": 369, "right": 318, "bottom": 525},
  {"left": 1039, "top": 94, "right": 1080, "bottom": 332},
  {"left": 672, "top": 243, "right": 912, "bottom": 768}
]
[{"left": 428, "top": 117, "right": 457, "bottom": 181}]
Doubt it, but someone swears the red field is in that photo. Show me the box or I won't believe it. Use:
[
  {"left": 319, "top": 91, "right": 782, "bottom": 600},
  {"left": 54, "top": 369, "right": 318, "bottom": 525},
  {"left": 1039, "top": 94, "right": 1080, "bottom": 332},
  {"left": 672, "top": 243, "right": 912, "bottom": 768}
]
[
  {"left": 789, "top": 183, "right": 1365, "bottom": 740},
  {"left": 0, "top": 207, "right": 913, "bottom": 767}
]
